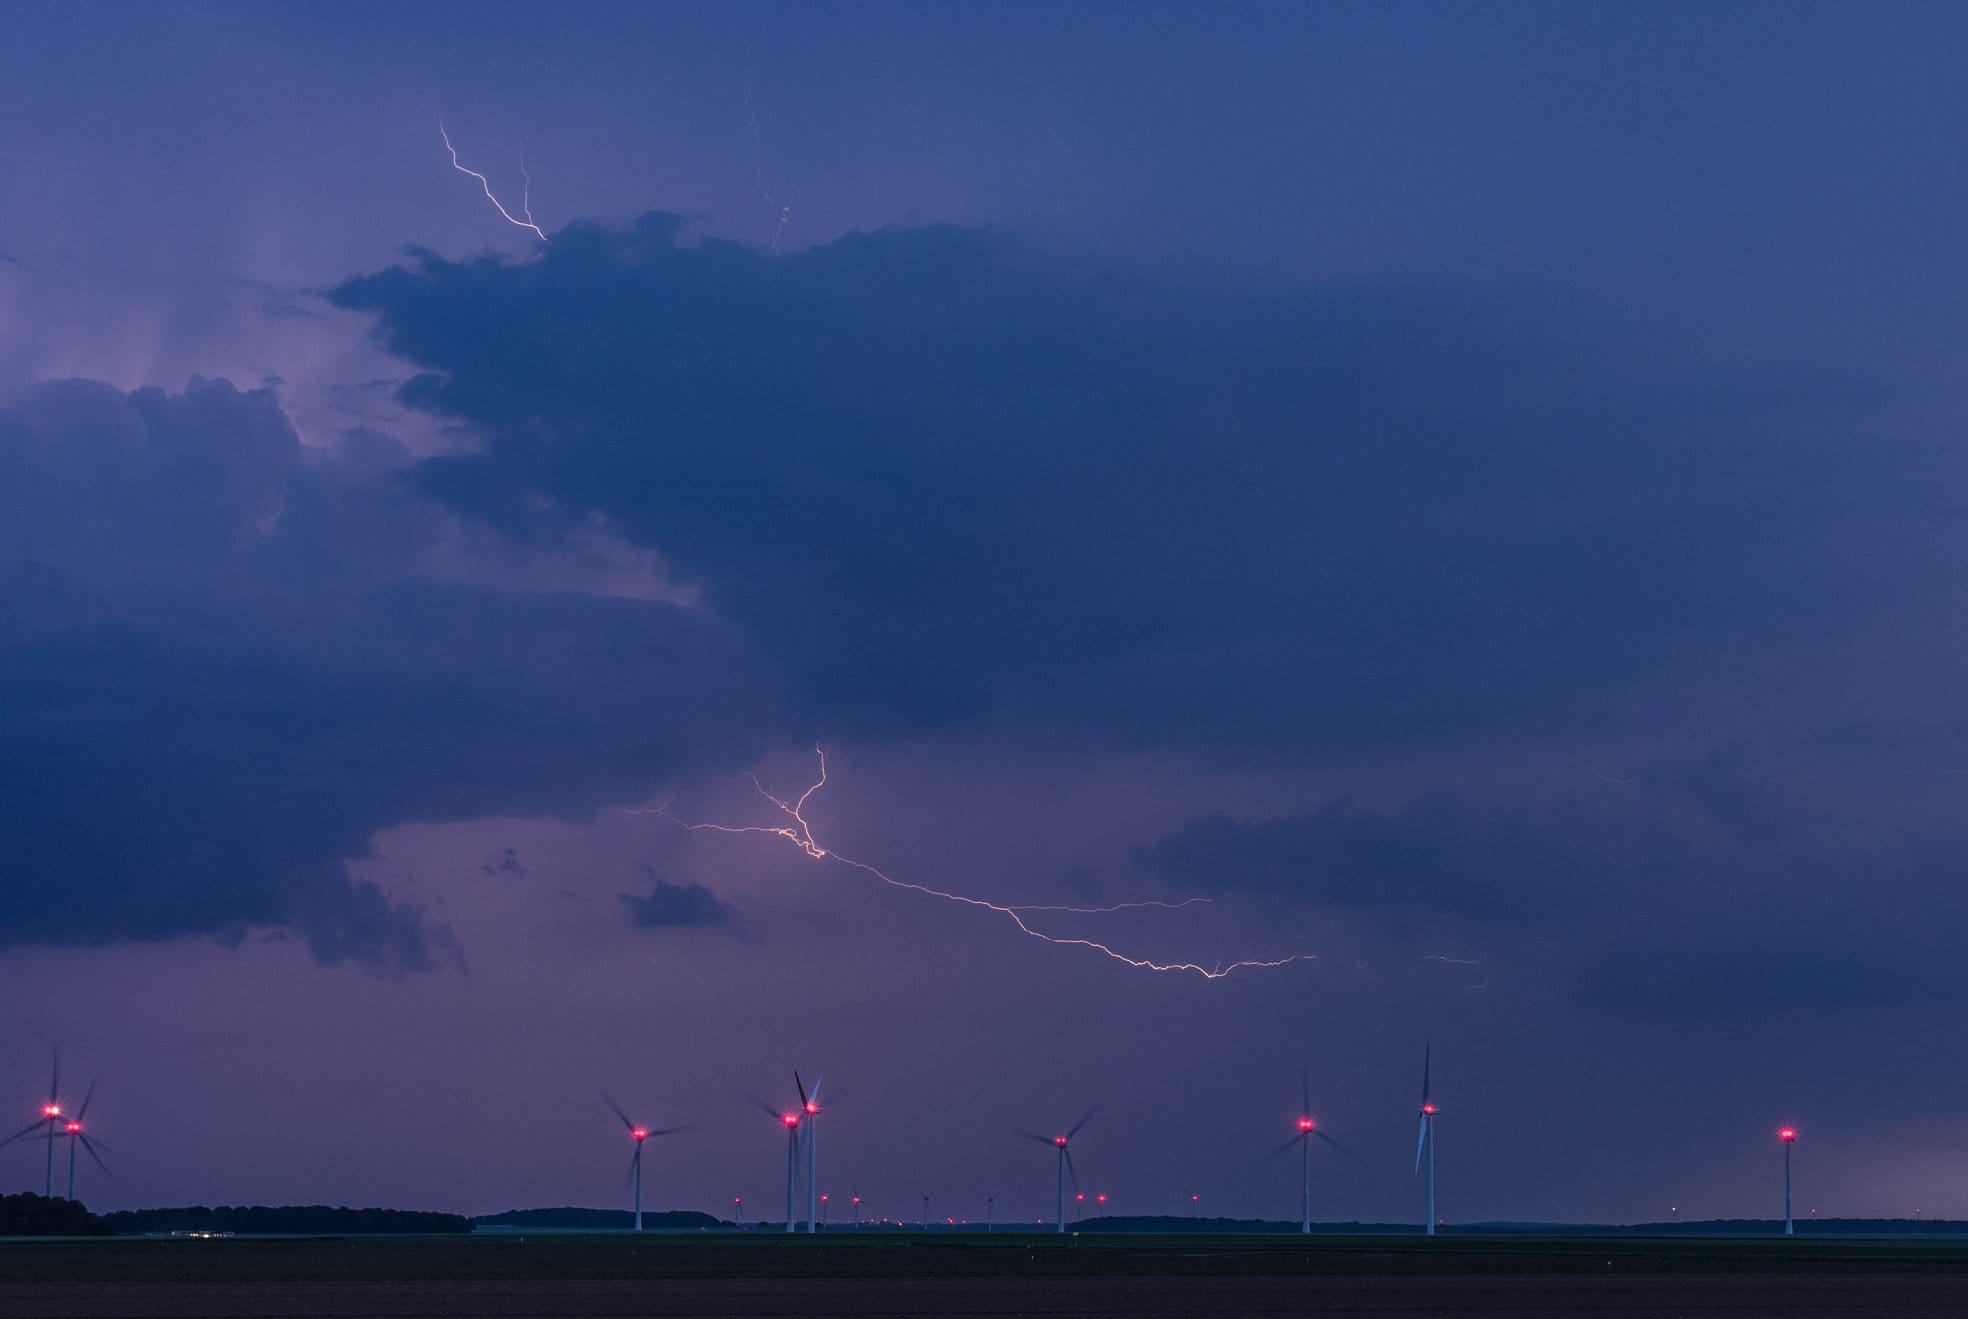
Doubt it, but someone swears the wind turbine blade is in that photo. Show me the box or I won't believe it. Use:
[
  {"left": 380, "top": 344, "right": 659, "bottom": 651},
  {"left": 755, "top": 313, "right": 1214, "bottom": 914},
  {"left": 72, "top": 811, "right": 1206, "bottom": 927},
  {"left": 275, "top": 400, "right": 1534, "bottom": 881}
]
[
  {"left": 78, "top": 1135, "right": 110, "bottom": 1178},
  {"left": 1067, "top": 1105, "right": 1099, "bottom": 1138},
  {"left": 742, "top": 1093, "right": 785, "bottom": 1122},
  {"left": 645, "top": 1124, "right": 695, "bottom": 1138},
  {"left": 48, "top": 1050, "right": 58, "bottom": 1106},
  {"left": 1012, "top": 1128, "right": 1056, "bottom": 1146},
  {"left": 1313, "top": 1129, "right": 1360, "bottom": 1161},
  {"left": 1268, "top": 1134, "right": 1302, "bottom": 1160},
  {"left": 603, "top": 1095, "right": 635, "bottom": 1131},
  {"left": 76, "top": 1078, "right": 98, "bottom": 1122},
  {"left": 1422, "top": 1044, "right": 1431, "bottom": 1105},
  {"left": 75, "top": 1135, "right": 112, "bottom": 1154},
  {"left": 1300, "top": 1065, "right": 1310, "bottom": 1119},
  {"left": 809, "top": 1076, "right": 823, "bottom": 1107},
  {"left": 794, "top": 1071, "right": 808, "bottom": 1109},
  {"left": 1064, "top": 1148, "right": 1079, "bottom": 1193},
  {"left": 0, "top": 1119, "right": 47, "bottom": 1148},
  {"left": 1414, "top": 1114, "right": 1428, "bottom": 1175},
  {"left": 624, "top": 1146, "right": 640, "bottom": 1189}
]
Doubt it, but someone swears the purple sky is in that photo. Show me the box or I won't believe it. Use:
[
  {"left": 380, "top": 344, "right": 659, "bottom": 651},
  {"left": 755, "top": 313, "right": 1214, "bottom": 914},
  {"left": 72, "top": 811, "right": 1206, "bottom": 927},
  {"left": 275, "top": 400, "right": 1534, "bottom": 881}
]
[{"left": 3, "top": 1, "right": 1968, "bottom": 1227}]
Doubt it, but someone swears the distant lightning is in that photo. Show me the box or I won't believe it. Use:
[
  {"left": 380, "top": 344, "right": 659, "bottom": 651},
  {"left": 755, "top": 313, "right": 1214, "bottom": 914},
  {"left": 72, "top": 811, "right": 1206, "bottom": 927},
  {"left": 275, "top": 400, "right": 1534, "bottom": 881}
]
[
  {"left": 1571, "top": 758, "right": 1635, "bottom": 785},
  {"left": 439, "top": 122, "right": 549, "bottom": 243},
  {"left": 745, "top": 59, "right": 794, "bottom": 252},
  {"left": 633, "top": 749, "right": 1309, "bottom": 981}
]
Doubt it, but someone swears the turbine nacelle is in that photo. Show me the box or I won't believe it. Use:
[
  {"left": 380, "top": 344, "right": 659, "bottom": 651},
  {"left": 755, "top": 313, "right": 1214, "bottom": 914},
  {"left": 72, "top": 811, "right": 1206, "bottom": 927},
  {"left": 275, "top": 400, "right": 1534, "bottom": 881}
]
[
  {"left": 631, "top": 1128, "right": 648, "bottom": 1141},
  {"left": 1779, "top": 1127, "right": 1797, "bottom": 1143},
  {"left": 1297, "top": 1117, "right": 1315, "bottom": 1132},
  {"left": 64, "top": 1121, "right": 81, "bottom": 1134},
  {"left": 1421, "top": 1104, "right": 1437, "bottom": 1116},
  {"left": 41, "top": 1105, "right": 59, "bottom": 1118}
]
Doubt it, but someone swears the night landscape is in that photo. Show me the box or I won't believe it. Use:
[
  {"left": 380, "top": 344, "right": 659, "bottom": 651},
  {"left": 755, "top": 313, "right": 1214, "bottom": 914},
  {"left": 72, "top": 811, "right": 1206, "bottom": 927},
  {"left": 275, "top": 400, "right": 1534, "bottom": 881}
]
[{"left": 2, "top": 2, "right": 1967, "bottom": 1315}]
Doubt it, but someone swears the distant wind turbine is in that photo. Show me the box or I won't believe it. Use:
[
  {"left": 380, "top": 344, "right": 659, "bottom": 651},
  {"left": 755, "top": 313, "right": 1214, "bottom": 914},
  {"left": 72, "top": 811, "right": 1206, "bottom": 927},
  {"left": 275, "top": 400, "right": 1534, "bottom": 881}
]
[
  {"left": 796, "top": 1071, "right": 824, "bottom": 1233},
  {"left": 0, "top": 1053, "right": 66, "bottom": 1198},
  {"left": 1015, "top": 1105, "right": 1097, "bottom": 1233},
  {"left": 1779, "top": 1126, "right": 1796, "bottom": 1235},
  {"left": 919, "top": 1189, "right": 934, "bottom": 1229},
  {"left": 1414, "top": 1046, "right": 1438, "bottom": 1236},
  {"left": 1273, "top": 1069, "right": 1348, "bottom": 1234},
  {"left": 60, "top": 1079, "right": 109, "bottom": 1202},
  {"left": 743, "top": 1088, "right": 803, "bottom": 1232},
  {"left": 603, "top": 1096, "right": 688, "bottom": 1232}
]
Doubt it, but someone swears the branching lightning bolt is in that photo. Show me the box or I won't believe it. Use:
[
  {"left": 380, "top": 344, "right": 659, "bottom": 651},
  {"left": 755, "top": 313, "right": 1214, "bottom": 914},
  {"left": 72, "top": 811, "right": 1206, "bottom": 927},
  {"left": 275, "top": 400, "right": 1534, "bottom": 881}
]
[
  {"left": 440, "top": 122, "right": 550, "bottom": 243},
  {"left": 633, "top": 749, "right": 1310, "bottom": 981},
  {"left": 745, "top": 60, "right": 793, "bottom": 252}
]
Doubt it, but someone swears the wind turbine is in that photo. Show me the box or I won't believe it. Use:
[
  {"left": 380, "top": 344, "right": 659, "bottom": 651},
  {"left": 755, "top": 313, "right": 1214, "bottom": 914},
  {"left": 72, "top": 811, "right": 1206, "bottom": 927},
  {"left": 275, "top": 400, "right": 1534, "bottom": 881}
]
[
  {"left": 603, "top": 1096, "right": 687, "bottom": 1232},
  {"left": 743, "top": 1090, "right": 804, "bottom": 1232},
  {"left": 1015, "top": 1105, "right": 1097, "bottom": 1234},
  {"left": 0, "top": 1053, "right": 65, "bottom": 1198},
  {"left": 1779, "top": 1126, "right": 1796, "bottom": 1235},
  {"left": 795, "top": 1072, "right": 824, "bottom": 1234},
  {"left": 919, "top": 1189, "right": 934, "bottom": 1229},
  {"left": 60, "top": 1080, "right": 109, "bottom": 1202},
  {"left": 1272, "top": 1070, "right": 1347, "bottom": 1234},
  {"left": 1414, "top": 1046, "right": 1437, "bottom": 1236},
  {"left": 984, "top": 1190, "right": 995, "bottom": 1232}
]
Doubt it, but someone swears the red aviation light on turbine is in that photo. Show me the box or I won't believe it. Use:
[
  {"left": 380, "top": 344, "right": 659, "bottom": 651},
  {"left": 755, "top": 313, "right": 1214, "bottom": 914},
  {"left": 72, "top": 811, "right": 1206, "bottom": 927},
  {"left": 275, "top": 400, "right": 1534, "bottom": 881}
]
[
  {"left": 631, "top": 1127, "right": 648, "bottom": 1141},
  {"left": 1054, "top": 1135, "right": 1067, "bottom": 1146},
  {"left": 782, "top": 1113, "right": 800, "bottom": 1128},
  {"left": 41, "top": 1104, "right": 59, "bottom": 1118},
  {"left": 1779, "top": 1127, "right": 1796, "bottom": 1143},
  {"left": 64, "top": 1121, "right": 81, "bottom": 1134},
  {"left": 1297, "top": 1118, "right": 1315, "bottom": 1132}
]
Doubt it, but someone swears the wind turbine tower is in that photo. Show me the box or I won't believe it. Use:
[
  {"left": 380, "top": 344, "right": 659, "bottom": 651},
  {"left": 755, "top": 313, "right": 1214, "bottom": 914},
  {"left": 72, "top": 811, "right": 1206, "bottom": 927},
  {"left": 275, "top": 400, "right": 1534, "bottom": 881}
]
[
  {"left": 796, "top": 1072, "right": 823, "bottom": 1233},
  {"left": 746, "top": 1091, "right": 803, "bottom": 1233},
  {"left": 1016, "top": 1106, "right": 1097, "bottom": 1234},
  {"left": 1779, "top": 1126, "right": 1796, "bottom": 1235},
  {"left": 604, "top": 1096, "right": 686, "bottom": 1232},
  {"left": 62, "top": 1080, "right": 108, "bottom": 1202},
  {"left": 1276, "top": 1071, "right": 1345, "bottom": 1234},
  {"left": 1415, "top": 1047, "right": 1437, "bottom": 1236},
  {"left": 0, "top": 1054, "right": 66, "bottom": 1198}
]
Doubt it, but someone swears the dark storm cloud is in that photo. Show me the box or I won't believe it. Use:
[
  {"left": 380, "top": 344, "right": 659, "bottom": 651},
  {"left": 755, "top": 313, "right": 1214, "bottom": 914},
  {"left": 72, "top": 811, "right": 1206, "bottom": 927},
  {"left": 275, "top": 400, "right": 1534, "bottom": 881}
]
[
  {"left": 481, "top": 848, "right": 527, "bottom": 879},
  {"left": 1130, "top": 794, "right": 1614, "bottom": 923},
  {"left": 0, "top": 377, "right": 776, "bottom": 971},
  {"left": 618, "top": 871, "right": 738, "bottom": 931},
  {"left": 1132, "top": 766, "right": 1968, "bottom": 1011},
  {"left": 330, "top": 216, "right": 1953, "bottom": 755}
]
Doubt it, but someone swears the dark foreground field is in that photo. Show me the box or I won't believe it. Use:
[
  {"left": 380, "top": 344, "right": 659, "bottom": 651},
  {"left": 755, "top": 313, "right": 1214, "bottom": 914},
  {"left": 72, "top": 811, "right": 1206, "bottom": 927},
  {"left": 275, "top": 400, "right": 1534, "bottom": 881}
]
[{"left": 2, "top": 1232, "right": 1966, "bottom": 1317}]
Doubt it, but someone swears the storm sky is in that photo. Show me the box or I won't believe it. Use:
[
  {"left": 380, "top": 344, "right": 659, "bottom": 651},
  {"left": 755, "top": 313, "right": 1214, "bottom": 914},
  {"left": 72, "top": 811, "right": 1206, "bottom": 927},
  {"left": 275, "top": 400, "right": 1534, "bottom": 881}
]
[{"left": 3, "top": 1, "right": 1968, "bottom": 1226}]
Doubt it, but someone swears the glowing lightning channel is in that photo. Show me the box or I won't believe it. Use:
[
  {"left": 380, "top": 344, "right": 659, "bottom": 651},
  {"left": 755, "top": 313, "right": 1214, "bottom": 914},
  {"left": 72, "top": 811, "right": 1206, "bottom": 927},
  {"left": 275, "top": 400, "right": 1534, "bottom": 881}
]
[
  {"left": 440, "top": 122, "right": 550, "bottom": 243},
  {"left": 634, "top": 749, "right": 1310, "bottom": 981},
  {"left": 744, "top": 60, "right": 794, "bottom": 252}
]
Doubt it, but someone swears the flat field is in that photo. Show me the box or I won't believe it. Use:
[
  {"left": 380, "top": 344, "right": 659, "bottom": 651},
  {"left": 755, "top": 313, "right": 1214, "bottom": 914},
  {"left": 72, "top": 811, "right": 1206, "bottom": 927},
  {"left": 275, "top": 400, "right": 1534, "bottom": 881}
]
[{"left": 0, "top": 1232, "right": 1964, "bottom": 1317}]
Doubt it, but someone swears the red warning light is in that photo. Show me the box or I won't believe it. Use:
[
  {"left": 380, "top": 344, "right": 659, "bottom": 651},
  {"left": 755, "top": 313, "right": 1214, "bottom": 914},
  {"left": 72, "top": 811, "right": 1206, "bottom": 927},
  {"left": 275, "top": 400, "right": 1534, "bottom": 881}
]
[
  {"left": 1422, "top": 1104, "right": 1437, "bottom": 1115},
  {"left": 64, "top": 1122, "right": 80, "bottom": 1133},
  {"left": 1297, "top": 1118, "right": 1315, "bottom": 1132},
  {"left": 1779, "top": 1127, "right": 1796, "bottom": 1142},
  {"left": 782, "top": 1113, "right": 800, "bottom": 1127},
  {"left": 41, "top": 1105, "right": 59, "bottom": 1118},
  {"left": 631, "top": 1128, "right": 648, "bottom": 1140}
]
